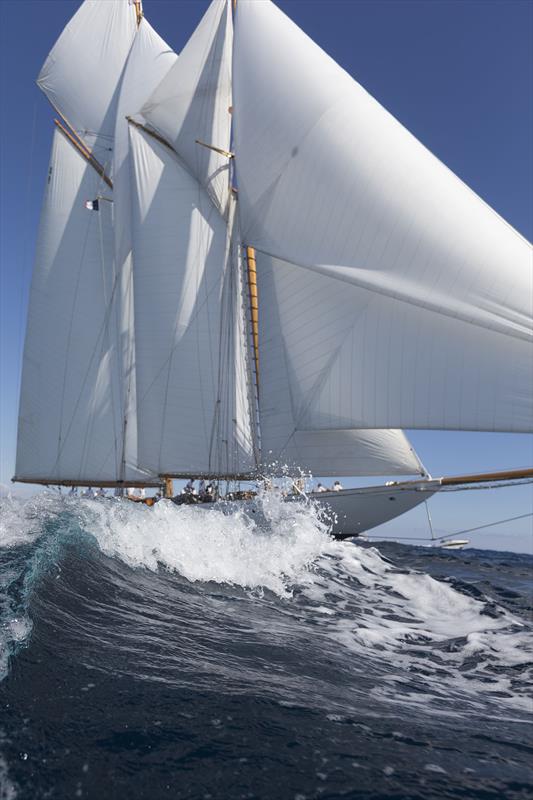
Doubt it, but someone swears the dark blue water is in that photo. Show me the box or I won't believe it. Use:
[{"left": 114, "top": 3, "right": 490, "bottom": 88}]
[{"left": 1, "top": 493, "right": 532, "bottom": 799}]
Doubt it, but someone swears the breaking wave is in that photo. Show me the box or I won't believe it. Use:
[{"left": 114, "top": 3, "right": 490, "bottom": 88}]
[{"left": 1, "top": 491, "right": 532, "bottom": 799}]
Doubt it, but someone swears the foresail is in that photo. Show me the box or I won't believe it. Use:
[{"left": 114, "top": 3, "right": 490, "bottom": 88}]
[
  {"left": 141, "top": 0, "right": 233, "bottom": 213},
  {"left": 128, "top": 126, "right": 255, "bottom": 476},
  {"left": 15, "top": 130, "right": 154, "bottom": 485},
  {"left": 234, "top": 0, "right": 533, "bottom": 433},
  {"left": 37, "top": 0, "right": 137, "bottom": 165}
]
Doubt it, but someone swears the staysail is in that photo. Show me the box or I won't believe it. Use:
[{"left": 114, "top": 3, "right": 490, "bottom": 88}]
[
  {"left": 15, "top": 130, "right": 154, "bottom": 485},
  {"left": 233, "top": 0, "right": 533, "bottom": 434},
  {"left": 141, "top": 0, "right": 233, "bottom": 214},
  {"left": 128, "top": 126, "right": 256, "bottom": 477}
]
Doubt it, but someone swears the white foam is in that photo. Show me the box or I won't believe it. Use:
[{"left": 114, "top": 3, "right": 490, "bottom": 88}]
[
  {"left": 77, "top": 491, "right": 331, "bottom": 597},
  {"left": 1, "top": 492, "right": 531, "bottom": 715},
  {"left": 0, "top": 492, "right": 62, "bottom": 548}
]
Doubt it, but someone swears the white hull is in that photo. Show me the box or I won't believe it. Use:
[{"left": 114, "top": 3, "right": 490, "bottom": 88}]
[
  {"left": 298, "top": 481, "right": 441, "bottom": 538},
  {"left": 218, "top": 479, "right": 441, "bottom": 539}
]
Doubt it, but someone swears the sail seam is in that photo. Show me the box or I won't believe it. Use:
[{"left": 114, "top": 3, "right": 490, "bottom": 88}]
[{"left": 253, "top": 248, "right": 533, "bottom": 344}]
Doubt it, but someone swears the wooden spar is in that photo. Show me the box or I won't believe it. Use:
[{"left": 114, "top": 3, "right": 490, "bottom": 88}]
[
  {"left": 126, "top": 116, "right": 176, "bottom": 153},
  {"left": 195, "top": 139, "right": 234, "bottom": 159},
  {"left": 440, "top": 467, "right": 533, "bottom": 486},
  {"left": 12, "top": 477, "right": 163, "bottom": 489},
  {"left": 134, "top": 0, "right": 143, "bottom": 26},
  {"left": 157, "top": 472, "right": 257, "bottom": 481},
  {"left": 54, "top": 119, "right": 113, "bottom": 189},
  {"left": 162, "top": 477, "right": 174, "bottom": 499},
  {"left": 246, "top": 246, "right": 260, "bottom": 392}
]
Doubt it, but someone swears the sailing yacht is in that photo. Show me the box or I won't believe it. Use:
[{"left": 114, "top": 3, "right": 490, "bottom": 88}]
[{"left": 13, "top": 0, "right": 533, "bottom": 538}]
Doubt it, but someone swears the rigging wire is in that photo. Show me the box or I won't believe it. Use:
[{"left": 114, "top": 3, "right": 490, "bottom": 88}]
[
  {"left": 16, "top": 102, "right": 39, "bottom": 401},
  {"left": 366, "top": 512, "right": 533, "bottom": 543}
]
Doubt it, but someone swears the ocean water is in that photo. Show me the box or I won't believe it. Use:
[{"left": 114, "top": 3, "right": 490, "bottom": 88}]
[{"left": 0, "top": 492, "right": 532, "bottom": 800}]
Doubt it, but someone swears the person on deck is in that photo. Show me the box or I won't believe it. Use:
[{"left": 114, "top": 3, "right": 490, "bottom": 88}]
[
  {"left": 315, "top": 483, "right": 327, "bottom": 493},
  {"left": 332, "top": 481, "right": 343, "bottom": 491}
]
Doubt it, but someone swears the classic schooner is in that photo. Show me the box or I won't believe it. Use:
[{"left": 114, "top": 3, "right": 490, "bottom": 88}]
[{"left": 13, "top": 0, "right": 533, "bottom": 538}]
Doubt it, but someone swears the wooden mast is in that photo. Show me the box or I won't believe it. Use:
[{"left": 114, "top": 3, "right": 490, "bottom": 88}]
[
  {"left": 246, "top": 246, "right": 260, "bottom": 392},
  {"left": 134, "top": 1, "right": 143, "bottom": 27}
]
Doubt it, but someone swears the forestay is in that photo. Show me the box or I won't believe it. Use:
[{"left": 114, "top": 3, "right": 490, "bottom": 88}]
[
  {"left": 141, "top": 0, "right": 233, "bottom": 214},
  {"left": 15, "top": 131, "right": 153, "bottom": 485},
  {"left": 128, "top": 127, "right": 256, "bottom": 477},
  {"left": 233, "top": 0, "right": 533, "bottom": 434}
]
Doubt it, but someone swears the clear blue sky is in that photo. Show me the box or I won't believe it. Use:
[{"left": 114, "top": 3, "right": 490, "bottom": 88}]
[{"left": 1, "top": 1, "right": 532, "bottom": 551}]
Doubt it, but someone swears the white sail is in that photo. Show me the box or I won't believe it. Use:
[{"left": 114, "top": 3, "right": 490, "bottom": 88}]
[
  {"left": 37, "top": 0, "right": 137, "bottom": 164},
  {"left": 234, "top": 0, "right": 533, "bottom": 434},
  {"left": 128, "top": 126, "right": 255, "bottom": 476},
  {"left": 113, "top": 20, "right": 177, "bottom": 486},
  {"left": 257, "top": 253, "right": 424, "bottom": 476},
  {"left": 15, "top": 130, "right": 153, "bottom": 485},
  {"left": 141, "top": 0, "right": 233, "bottom": 213}
]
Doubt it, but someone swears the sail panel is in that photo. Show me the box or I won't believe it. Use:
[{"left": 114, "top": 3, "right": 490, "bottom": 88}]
[
  {"left": 257, "top": 251, "right": 533, "bottom": 435},
  {"left": 113, "top": 20, "right": 177, "bottom": 483},
  {"left": 264, "top": 429, "right": 424, "bottom": 478},
  {"left": 257, "top": 253, "right": 424, "bottom": 476},
  {"left": 128, "top": 127, "right": 255, "bottom": 476},
  {"left": 234, "top": 0, "right": 533, "bottom": 433},
  {"left": 15, "top": 130, "right": 152, "bottom": 484},
  {"left": 37, "top": 0, "right": 137, "bottom": 162},
  {"left": 141, "top": 0, "right": 232, "bottom": 213}
]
